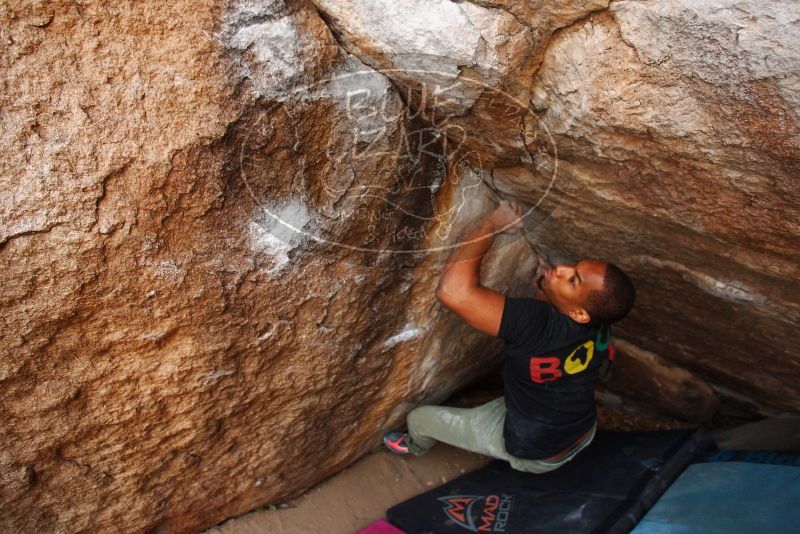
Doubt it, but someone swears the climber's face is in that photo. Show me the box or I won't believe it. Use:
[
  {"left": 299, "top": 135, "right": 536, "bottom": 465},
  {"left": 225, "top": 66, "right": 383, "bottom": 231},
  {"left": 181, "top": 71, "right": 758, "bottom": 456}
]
[{"left": 534, "top": 259, "right": 608, "bottom": 324}]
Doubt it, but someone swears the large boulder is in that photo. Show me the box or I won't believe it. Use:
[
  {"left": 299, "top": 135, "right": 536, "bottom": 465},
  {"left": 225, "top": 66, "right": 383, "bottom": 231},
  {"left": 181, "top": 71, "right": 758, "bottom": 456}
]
[{"left": 1, "top": 1, "right": 535, "bottom": 532}]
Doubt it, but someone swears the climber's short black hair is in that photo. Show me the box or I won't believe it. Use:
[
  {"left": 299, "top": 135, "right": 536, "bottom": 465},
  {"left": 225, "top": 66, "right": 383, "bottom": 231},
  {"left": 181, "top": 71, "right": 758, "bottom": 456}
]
[{"left": 586, "top": 263, "right": 635, "bottom": 325}]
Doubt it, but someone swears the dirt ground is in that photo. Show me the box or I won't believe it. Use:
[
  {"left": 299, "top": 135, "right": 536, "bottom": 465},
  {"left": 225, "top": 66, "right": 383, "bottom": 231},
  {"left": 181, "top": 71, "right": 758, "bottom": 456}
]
[
  {"left": 202, "top": 379, "right": 503, "bottom": 534},
  {"left": 203, "top": 443, "right": 490, "bottom": 534}
]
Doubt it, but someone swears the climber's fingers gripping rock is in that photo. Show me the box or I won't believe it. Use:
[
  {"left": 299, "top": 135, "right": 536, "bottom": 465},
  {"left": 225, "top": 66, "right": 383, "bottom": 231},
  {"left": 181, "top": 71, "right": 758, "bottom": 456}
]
[{"left": 489, "top": 200, "right": 525, "bottom": 235}]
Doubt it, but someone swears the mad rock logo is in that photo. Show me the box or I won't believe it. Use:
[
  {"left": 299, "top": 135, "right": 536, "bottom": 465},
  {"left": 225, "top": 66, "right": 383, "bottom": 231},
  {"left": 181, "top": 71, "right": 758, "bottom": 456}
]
[{"left": 439, "top": 494, "right": 514, "bottom": 532}]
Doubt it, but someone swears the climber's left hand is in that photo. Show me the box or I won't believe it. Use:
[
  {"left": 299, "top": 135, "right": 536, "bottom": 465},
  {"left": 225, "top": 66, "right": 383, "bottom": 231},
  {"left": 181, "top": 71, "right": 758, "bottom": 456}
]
[{"left": 488, "top": 200, "right": 524, "bottom": 235}]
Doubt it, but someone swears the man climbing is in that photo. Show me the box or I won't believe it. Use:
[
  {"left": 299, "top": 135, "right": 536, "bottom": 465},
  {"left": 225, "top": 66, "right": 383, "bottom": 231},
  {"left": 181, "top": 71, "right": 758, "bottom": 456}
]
[{"left": 383, "top": 200, "right": 636, "bottom": 473}]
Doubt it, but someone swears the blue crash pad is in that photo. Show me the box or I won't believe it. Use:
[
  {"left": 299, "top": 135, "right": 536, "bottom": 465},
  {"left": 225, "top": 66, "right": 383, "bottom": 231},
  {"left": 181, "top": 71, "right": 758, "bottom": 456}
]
[{"left": 632, "top": 461, "right": 800, "bottom": 533}]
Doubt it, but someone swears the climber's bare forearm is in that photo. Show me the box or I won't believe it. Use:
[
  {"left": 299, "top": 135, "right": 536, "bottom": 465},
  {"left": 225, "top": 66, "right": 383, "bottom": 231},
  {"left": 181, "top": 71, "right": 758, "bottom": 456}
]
[{"left": 435, "top": 219, "right": 497, "bottom": 298}]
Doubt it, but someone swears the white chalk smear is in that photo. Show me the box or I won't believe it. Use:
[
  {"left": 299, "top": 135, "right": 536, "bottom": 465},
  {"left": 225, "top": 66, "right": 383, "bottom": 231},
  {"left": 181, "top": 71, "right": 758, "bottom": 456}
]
[
  {"left": 250, "top": 200, "right": 312, "bottom": 274},
  {"left": 383, "top": 326, "right": 423, "bottom": 348},
  {"left": 204, "top": 369, "right": 235, "bottom": 382},
  {"left": 220, "top": 0, "right": 307, "bottom": 95},
  {"left": 632, "top": 256, "right": 767, "bottom": 304}
]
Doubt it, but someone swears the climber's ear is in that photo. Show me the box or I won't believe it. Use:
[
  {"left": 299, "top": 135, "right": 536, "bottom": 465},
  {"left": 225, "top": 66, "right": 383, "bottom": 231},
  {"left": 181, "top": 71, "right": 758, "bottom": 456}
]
[{"left": 569, "top": 307, "right": 591, "bottom": 324}]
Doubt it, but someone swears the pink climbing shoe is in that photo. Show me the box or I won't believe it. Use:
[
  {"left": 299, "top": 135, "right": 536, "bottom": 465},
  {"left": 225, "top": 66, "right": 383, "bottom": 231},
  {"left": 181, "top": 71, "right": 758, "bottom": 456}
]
[{"left": 383, "top": 431, "right": 412, "bottom": 455}]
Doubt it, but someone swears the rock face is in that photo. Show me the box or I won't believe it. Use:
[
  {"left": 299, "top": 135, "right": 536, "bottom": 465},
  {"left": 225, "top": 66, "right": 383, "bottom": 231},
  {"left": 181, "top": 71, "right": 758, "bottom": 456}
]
[
  {"left": 1, "top": 1, "right": 535, "bottom": 532},
  {"left": 313, "top": 0, "right": 800, "bottom": 415},
  {"left": 602, "top": 339, "right": 718, "bottom": 423},
  {"left": 1, "top": 0, "right": 798, "bottom": 533},
  {"left": 525, "top": 1, "right": 800, "bottom": 416}
]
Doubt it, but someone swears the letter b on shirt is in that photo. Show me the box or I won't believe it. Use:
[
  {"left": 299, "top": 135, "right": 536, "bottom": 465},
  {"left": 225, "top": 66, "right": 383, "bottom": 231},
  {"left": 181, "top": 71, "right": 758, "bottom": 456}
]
[{"left": 529, "top": 357, "right": 562, "bottom": 383}]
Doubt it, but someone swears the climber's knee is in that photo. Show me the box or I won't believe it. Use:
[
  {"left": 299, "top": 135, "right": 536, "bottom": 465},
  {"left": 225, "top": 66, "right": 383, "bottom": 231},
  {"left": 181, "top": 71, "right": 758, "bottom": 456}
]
[{"left": 407, "top": 405, "right": 438, "bottom": 432}]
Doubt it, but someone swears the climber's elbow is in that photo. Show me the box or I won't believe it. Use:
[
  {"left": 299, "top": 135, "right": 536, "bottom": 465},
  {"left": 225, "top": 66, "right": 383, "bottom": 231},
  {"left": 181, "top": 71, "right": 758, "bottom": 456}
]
[{"left": 435, "top": 277, "right": 469, "bottom": 310}]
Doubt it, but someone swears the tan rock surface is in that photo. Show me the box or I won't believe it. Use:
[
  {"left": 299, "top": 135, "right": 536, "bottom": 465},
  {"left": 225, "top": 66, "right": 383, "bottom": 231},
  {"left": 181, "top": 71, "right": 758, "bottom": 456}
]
[
  {"left": 604, "top": 339, "right": 718, "bottom": 423},
  {"left": 310, "top": 0, "right": 610, "bottom": 170}
]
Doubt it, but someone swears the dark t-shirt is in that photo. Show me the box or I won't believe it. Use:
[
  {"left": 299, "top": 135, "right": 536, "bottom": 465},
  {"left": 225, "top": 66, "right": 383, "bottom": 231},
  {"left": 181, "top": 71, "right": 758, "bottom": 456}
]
[{"left": 498, "top": 296, "right": 610, "bottom": 459}]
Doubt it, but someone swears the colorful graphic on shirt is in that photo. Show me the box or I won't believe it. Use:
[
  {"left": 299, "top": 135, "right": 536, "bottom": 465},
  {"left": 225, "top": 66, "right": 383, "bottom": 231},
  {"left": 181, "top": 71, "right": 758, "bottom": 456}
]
[
  {"left": 564, "top": 340, "right": 594, "bottom": 375},
  {"left": 438, "top": 494, "right": 514, "bottom": 532},
  {"left": 595, "top": 327, "right": 609, "bottom": 351},
  {"left": 528, "top": 328, "right": 613, "bottom": 383},
  {"left": 529, "top": 357, "right": 563, "bottom": 383}
]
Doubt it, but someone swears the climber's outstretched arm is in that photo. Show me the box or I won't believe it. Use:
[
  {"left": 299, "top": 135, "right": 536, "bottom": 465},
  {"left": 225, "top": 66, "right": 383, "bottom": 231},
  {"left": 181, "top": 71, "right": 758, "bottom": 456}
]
[{"left": 435, "top": 201, "right": 523, "bottom": 336}]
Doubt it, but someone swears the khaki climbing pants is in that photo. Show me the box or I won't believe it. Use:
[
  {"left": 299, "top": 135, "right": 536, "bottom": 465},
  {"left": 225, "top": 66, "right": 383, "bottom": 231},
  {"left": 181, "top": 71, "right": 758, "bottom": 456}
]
[{"left": 406, "top": 396, "right": 596, "bottom": 474}]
